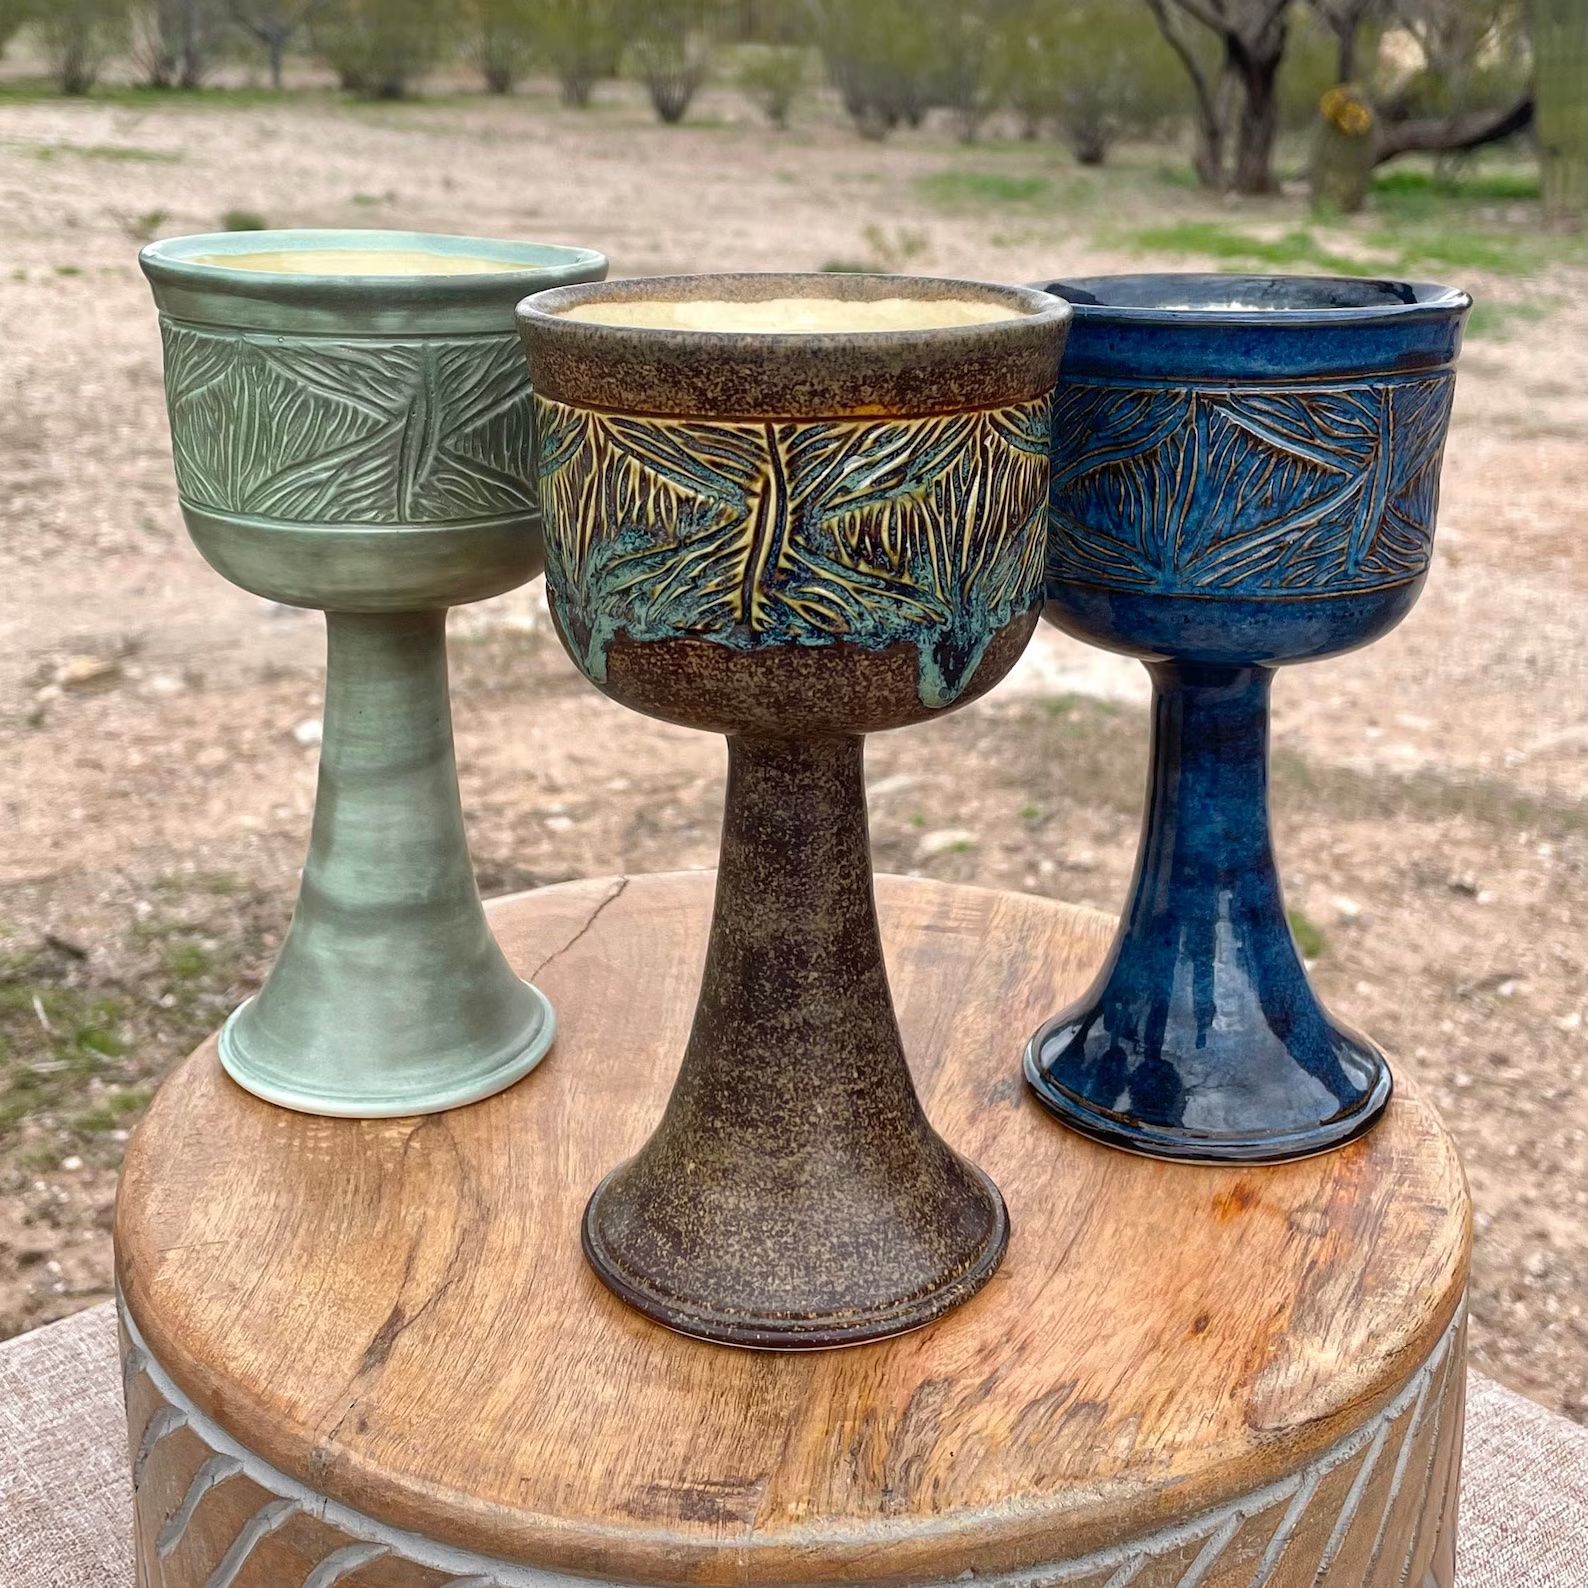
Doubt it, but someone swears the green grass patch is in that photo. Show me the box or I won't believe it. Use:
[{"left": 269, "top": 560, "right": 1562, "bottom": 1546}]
[
  {"left": 160, "top": 939, "right": 214, "bottom": 982},
  {"left": 1286, "top": 908, "right": 1328, "bottom": 959},
  {"left": 1464, "top": 300, "right": 1552, "bottom": 340},
  {"left": 917, "top": 169, "right": 1051, "bottom": 209},
  {"left": 74, "top": 1088, "right": 153, "bottom": 1134},
  {"left": 1040, "top": 693, "right": 1124, "bottom": 725},
  {"left": 1372, "top": 165, "right": 1540, "bottom": 209},
  {"left": 1376, "top": 225, "right": 1541, "bottom": 276},
  {"left": 219, "top": 207, "right": 269, "bottom": 232},
  {"left": 1128, "top": 220, "right": 1377, "bottom": 275},
  {"left": 1271, "top": 751, "right": 1587, "bottom": 841},
  {"left": 28, "top": 141, "right": 180, "bottom": 164},
  {"left": 0, "top": 79, "right": 298, "bottom": 109},
  {"left": 1130, "top": 214, "right": 1560, "bottom": 281},
  {"left": 0, "top": 964, "right": 133, "bottom": 1134}
]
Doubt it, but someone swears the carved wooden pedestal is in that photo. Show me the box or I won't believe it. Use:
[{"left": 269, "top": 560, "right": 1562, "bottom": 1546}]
[{"left": 115, "top": 874, "right": 1470, "bottom": 1588}]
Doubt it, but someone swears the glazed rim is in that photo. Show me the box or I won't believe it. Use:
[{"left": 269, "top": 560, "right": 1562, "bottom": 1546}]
[
  {"left": 517, "top": 272, "right": 1071, "bottom": 420},
  {"left": 1032, "top": 271, "right": 1471, "bottom": 324},
  {"left": 521, "top": 271, "right": 1066, "bottom": 339},
  {"left": 140, "top": 228, "right": 607, "bottom": 300}
]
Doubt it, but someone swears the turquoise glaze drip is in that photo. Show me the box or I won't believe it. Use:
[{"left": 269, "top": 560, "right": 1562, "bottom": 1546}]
[{"left": 535, "top": 394, "right": 1052, "bottom": 709}]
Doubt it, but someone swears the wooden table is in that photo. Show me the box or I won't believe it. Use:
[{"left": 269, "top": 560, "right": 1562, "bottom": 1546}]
[{"left": 115, "top": 873, "right": 1470, "bottom": 1588}]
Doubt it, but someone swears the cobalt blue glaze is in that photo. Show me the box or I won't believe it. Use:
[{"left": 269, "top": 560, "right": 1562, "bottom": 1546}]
[{"left": 1024, "top": 273, "right": 1470, "bottom": 1163}]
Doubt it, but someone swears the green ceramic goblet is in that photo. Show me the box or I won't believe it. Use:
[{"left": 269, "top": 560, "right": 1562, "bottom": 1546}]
[{"left": 141, "top": 229, "right": 607, "bottom": 1117}]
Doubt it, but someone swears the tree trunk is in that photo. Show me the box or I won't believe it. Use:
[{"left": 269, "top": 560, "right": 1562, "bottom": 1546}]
[
  {"left": 1193, "top": 117, "right": 1224, "bottom": 186},
  {"left": 1335, "top": 26, "right": 1356, "bottom": 82},
  {"left": 268, "top": 33, "right": 284, "bottom": 89},
  {"left": 1534, "top": 0, "right": 1587, "bottom": 228},
  {"left": 1231, "top": 45, "right": 1284, "bottom": 195},
  {"left": 1232, "top": 75, "right": 1280, "bottom": 193}
]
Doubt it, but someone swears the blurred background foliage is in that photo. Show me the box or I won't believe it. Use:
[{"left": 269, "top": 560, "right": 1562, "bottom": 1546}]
[{"left": 0, "top": 0, "right": 1578, "bottom": 226}]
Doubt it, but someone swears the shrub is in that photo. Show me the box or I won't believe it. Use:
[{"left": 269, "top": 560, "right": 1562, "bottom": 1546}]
[
  {"left": 812, "top": 0, "right": 939, "bottom": 140},
  {"left": 0, "top": 0, "right": 33, "bottom": 58},
  {"left": 38, "top": 0, "right": 129, "bottom": 94},
  {"left": 624, "top": 0, "right": 717, "bottom": 125},
  {"left": 131, "top": 0, "right": 228, "bottom": 89},
  {"left": 736, "top": 43, "right": 808, "bottom": 129},
  {"left": 531, "top": 0, "right": 621, "bottom": 107},
  {"left": 220, "top": 206, "right": 269, "bottom": 230},
  {"left": 466, "top": 0, "right": 535, "bottom": 92},
  {"left": 1003, "top": 0, "right": 1187, "bottom": 165},
  {"left": 925, "top": 0, "right": 1011, "bottom": 145},
  {"left": 736, "top": 43, "right": 807, "bottom": 129},
  {"left": 312, "top": 0, "right": 453, "bottom": 99}
]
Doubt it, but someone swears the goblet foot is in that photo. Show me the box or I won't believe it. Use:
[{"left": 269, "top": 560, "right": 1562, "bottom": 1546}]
[
  {"left": 584, "top": 1154, "right": 1009, "bottom": 1351},
  {"left": 582, "top": 732, "right": 1008, "bottom": 1349},
  {"left": 219, "top": 981, "right": 553, "bottom": 1118},
  {"left": 1024, "top": 1005, "right": 1391, "bottom": 1164},
  {"left": 220, "top": 608, "right": 555, "bottom": 1118},
  {"left": 1026, "top": 660, "right": 1392, "bottom": 1164}
]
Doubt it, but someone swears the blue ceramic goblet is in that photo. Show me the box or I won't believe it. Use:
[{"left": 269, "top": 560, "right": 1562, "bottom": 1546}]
[{"left": 1024, "top": 273, "right": 1469, "bottom": 1163}]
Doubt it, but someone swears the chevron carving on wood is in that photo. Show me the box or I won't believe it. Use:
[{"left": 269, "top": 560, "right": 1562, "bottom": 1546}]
[{"left": 120, "top": 1300, "right": 1464, "bottom": 1588}]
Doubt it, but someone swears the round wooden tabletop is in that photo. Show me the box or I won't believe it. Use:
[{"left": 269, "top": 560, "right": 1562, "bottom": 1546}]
[{"left": 116, "top": 873, "right": 1470, "bottom": 1587}]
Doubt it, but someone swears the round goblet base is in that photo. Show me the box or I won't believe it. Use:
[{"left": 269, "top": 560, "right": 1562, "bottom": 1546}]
[
  {"left": 582, "top": 1157, "right": 1009, "bottom": 1351},
  {"left": 1023, "top": 1014, "right": 1393, "bottom": 1165},
  {"left": 217, "top": 980, "right": 555, "bottom": 1118}
]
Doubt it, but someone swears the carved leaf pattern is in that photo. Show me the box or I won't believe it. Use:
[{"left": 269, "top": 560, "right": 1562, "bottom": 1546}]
[
  {"left": 1047, "top": 374, "right": 1455, "bottom": 595},
  {"left": 160, "top": 324, "right": 536, "bottom": 524},
  {"left": 534, "top": 394, "right": 1050, "bottom": 703}
]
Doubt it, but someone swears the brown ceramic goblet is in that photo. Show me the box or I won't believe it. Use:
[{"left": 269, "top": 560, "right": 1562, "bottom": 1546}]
[{"left": 518, "top": 275, "right": 1068, "bottom": 1349}]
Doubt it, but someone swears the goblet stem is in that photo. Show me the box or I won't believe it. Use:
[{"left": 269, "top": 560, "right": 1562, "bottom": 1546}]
[
  {"left": 1026, "top": 660, "right": 1390, "bottom": 1162},
  {"left": 583, "top": 732, "right": 1007, "bottom": 1349},
  {"left": 219, "top": 609, "right": 553, "bottom": 1117},
  {"left": 693, "top": 734, "right": 918, "bottom": 1155}
]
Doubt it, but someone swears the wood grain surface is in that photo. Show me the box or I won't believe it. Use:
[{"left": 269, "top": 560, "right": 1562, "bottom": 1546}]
[{"left": 116, "top": 873, "right": 1471, "bottom": 1586}]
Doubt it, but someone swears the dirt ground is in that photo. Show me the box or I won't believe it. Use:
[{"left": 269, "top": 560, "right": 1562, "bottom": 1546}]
[{"left": 0, "top": 75, "right": 1584, "bottom": 1419}]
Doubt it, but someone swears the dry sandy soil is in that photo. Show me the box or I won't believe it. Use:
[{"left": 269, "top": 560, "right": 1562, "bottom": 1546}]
[{"left": 0, "top": 75, "right": 1584, "bottom": 1418}]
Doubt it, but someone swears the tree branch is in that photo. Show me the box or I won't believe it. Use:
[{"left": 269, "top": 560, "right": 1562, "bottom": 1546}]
[
  {"left": 1144, "top": 0, "right": 1220, "bottom": 118},
  {"left": 1374, "top": 92, "right": 1535, "bottom": 163},
  {"left": 1164, "top": 0, "right": 1234, "bottom": 39}
]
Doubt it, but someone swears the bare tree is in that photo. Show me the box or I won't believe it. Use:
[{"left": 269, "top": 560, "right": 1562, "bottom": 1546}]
[
  {"left": 1310, "top": 0, "right": 1380, "bottom": 77},
  {"left": 133, "top": 0, "right": 228, "bottom": 87},
  {"left": 229, "top": 0, "right": 320, "bottom": 87},
  {"left": 1145, "top": 0, "right": 1294, "bottom": 192}
]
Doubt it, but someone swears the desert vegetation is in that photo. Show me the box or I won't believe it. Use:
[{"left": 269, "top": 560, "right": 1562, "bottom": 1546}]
[{"left": 0, "top": 0, "right": 1578, "bottom": 222}]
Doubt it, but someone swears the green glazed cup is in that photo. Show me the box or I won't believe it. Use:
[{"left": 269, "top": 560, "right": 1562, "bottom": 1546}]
[{"left": 141, "top": 229, "right": 607, "bottom": 1117}]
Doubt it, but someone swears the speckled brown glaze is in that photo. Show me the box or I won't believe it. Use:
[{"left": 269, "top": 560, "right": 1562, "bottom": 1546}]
[
  {"left": 583, "top": 734, "right": 1011, "bottom": 1350},
  {"left": 517, "top": 273, "right": 1069, "bottom": 1348},
  {"left": 588, "top": 616, "right": 1039, "bottom": 738},
  {"left": 518, "top": 272, "right": 1066, "bottom": 419}
]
